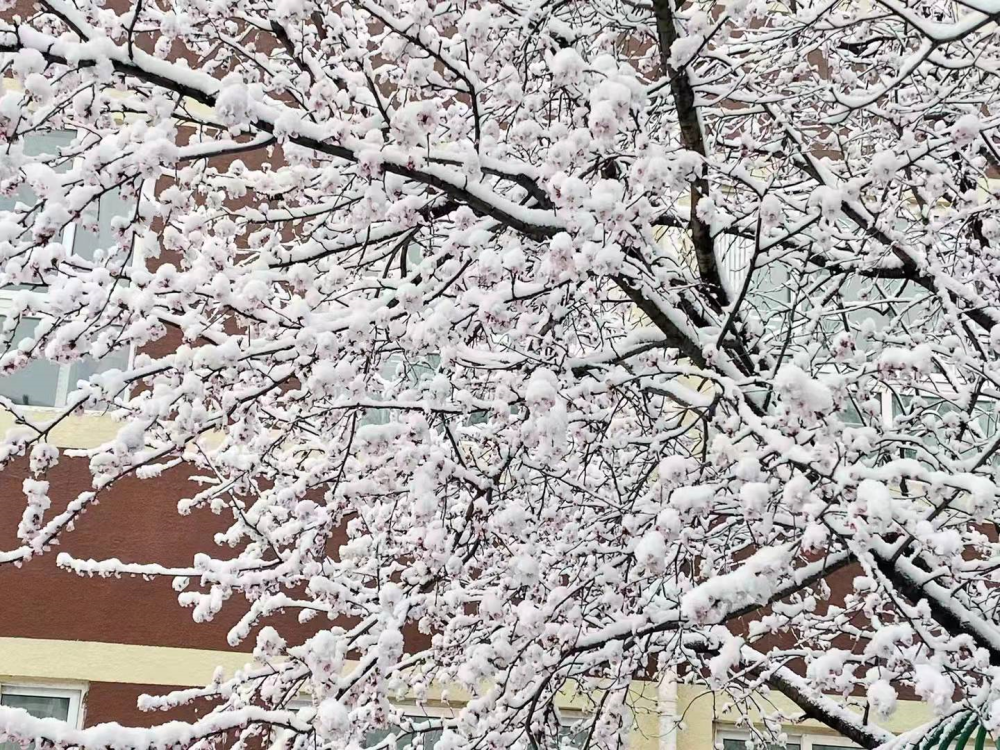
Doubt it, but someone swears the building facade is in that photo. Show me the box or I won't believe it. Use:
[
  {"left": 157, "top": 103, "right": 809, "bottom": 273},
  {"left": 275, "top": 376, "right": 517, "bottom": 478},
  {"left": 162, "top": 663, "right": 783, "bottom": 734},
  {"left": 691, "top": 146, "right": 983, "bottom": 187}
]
[{"left": 0, "top": 6, "right": 962, "bottom": 750}]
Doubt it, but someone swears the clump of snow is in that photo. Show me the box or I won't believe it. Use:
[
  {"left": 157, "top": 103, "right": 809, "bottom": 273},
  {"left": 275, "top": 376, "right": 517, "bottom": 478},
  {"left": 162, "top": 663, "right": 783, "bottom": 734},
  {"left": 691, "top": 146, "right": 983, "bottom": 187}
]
[
  {"left": 870, "top": 151, "right": 901, "bottom": 181},
  {"left": 11, "top": 49, "right": 45, "bottom": 80},
  {"left": 759, "top": 194, "right": 782, "bottom": 227},
  {"left": 913, "top": 664, "right": 954, "bottom": 714},
  {"left": 215, "top": 74, "right": 251, "bottom": 128},
  {"left": 807, "top": 648, "right": 850, "bottom": 690},
  {"left": 857, "top": 479, "right": 893, "bottom": 533},
  {"left": 681, "top": 544, "right": 794, "bottom": 624},
  {"left": 316, "top": 697, "right": 349, "bottom": 739},
  {"left": 549, "top": 48, "right": 586, "bottom": 85},
  {"left": 525, "top": 368, "right": 559, "bottom": 409},
  {"left": 708, "top": 635, "right": 744, "bottom": 688},
  {"left": 867, "top": 680, "right": 898, "bottom": 718},
  {"left": 669, "top": 35, "right": 705, "bottom": 68},
  {"left": 952, "top": 114, "right": 981, "bottom": 147},
  {"left": 634, "top": 529, "right": 666, "bottom": 572},
  {"left": 878, "top": 344, "right": 933, "bottom": 376},
  {"left": 808, "top": 186, "right": 843, "bottom": 219},
  {"left": 774, "top": 365, "right": 834, "bottom": 415}
]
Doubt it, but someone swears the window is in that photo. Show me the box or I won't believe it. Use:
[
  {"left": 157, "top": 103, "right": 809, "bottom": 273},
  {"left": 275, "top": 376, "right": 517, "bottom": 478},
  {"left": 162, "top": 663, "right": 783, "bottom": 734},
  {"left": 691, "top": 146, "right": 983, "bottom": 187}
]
[
  {"left": 0, "top": 683, "right": 85, "bottom": 750},
  {"left": 0, "top": 318, "right": 130, "bottom": 407},
  {"left": 0, "top": 131, "right": 136, "bottom": 280},
  {"left": 888, "top": 389, "right": 999, "bottom": 463},
  {"left": 363, "top": 711, "right": 587, "bottom": 749},
  {"left": 365, "top": 716, "right": 443, "bottom": 749},
  {"left": 361, "top": 353, "right": 439, "bottom": 426},
  {"left": 534, "top": 722, "right": 588, "bottom": 749},
  {"left": 359, "top": 353, "right": 489, "bottom": 428},
  {"left": 719, "top": 730, "right": 856, "bottom": 750},
  {"left": 724, "top": 740, "right": 800, "bottom": 750},
  {"left": 273, "top": 701, "right": 588, "bottom": 750},
  {"left": 268, "top": 696, "right": 311, "bottom": 750},
  {"left": 0, "top": 130, "right": 78, "bottom": 287},
  {"left": 0, "top": 130, "right": 137, "bottom": 409}
]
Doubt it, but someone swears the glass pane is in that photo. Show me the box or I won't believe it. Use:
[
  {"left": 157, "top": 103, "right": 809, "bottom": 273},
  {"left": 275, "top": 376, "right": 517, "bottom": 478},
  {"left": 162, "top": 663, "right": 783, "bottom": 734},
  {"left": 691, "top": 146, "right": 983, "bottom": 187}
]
[
  {"left": 531, "top": 724, "right": 588, "bottom": 748},
  {"left": 0, "top": 132, "right": 135, "bottom": 276},
  {"left": 832, "top": 271, "right": 918, "bottom": 353},
  {"left": 71, "top": 187, "right": 135, "bottom": 263},
  {"left": 22, "top": 131, "right": 76, "bottom": 160},
  {"left": 468, "top": 409, "right": 490, "bottom": 425},
  {"left": 0, "top": 694, "right": 70, "bottom": 721},
  {"left": 723, "top": 740, "right": 801, "bottom": 750},
  {"left": 892, "top": 394, "right": 998, "bottom": 463},
  {"left": 365, "top": 723, "right": 442, "bottom": 749},
  {"left": 0, "top": 319, "right": 129, "bottom": 408},
  {"left": 361, "top": 354, "right": 441, "bottom": 426},
  {"left": 0, "top": 319, "right": 61, "bottom": 407},
  {"left": 68, "top": 345, "right": 130, "bottom": 396},
  {"left": 406, "top": 241, "right": 424, "bottom": 268},
  {"left": 0, "top": 131, "right": 76, "bottom": 213},
  {"left": 840, "top": 400, "right": 864, "bottom": 426},
  {"left": 0, "top": 132, "right": 76, "bottom": 290},
  {"left": 0, "top": 693, "right": 71, "bottom": 750},
  {"left": 365, "top": 721, "right": 585, "bottom": 749}
]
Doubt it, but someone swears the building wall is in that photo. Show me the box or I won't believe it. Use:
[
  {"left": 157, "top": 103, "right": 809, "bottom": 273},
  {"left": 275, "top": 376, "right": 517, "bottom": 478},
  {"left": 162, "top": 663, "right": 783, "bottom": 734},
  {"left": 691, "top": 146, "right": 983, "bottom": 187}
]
[
  {"left": 0, "top": 637, "right": 247, "bottom": 726},
  {"left": 0, "top": 450, "right": 316, "bottom": 652},
  {"left": 0, "top": 636, "right": 666, "bottom": 748},
  {"left": 0, "top": 409, "right": 943, "bottom": 747},
  {"left": 0, "top": 25, "right": 943, "bottom": 747}
]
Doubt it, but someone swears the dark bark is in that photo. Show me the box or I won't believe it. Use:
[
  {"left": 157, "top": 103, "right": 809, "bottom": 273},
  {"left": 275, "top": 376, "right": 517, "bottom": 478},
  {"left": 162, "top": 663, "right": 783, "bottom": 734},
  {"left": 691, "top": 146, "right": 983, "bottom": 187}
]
[{"left": 650, "top": 0, "right": 729, "bottom": 311}]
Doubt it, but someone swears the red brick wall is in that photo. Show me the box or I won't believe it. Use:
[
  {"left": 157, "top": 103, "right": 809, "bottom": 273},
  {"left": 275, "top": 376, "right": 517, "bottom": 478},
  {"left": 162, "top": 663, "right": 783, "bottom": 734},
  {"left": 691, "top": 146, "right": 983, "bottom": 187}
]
[
  {"left": 0, "top": 456, "right": 318, "bottom": 651},
  {"left": 83, "top": 682, "right": 212, "bottom": 727}
]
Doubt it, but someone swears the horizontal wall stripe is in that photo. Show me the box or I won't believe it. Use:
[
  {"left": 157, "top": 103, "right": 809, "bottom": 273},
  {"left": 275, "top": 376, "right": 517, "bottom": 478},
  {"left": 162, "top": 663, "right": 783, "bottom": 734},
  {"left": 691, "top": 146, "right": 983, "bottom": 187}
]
[{"left": 0, "top": 637, "right": 252, "bottom": 687}]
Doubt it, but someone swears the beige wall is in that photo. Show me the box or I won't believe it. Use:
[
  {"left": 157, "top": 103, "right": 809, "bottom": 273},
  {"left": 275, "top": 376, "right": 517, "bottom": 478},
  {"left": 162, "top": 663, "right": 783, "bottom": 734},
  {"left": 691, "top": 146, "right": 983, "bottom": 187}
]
[
  {"left": 0, "top": 638, "right": 937, "bottom": 749},
  {"left": 0, "top": 636, "right": 666, "bottom": 747},
  {"left": 0, "top": 410, "right": 120, "bottom": 449},
  {"left": 0, "top": 636, "right": 252, "bottom": 687}
]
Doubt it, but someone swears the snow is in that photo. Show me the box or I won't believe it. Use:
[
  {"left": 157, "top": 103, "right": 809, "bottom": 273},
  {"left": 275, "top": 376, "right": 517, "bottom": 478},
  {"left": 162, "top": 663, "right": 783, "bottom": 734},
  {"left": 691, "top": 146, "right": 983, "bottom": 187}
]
[
  {"left": 0, "top": 0, "right": 997, "bottom": 748},
  {"left": 952, "top": 114, "right": 981, "bottom": 147},
  {"left": 634, "top": 529, "right": 666, "bottom": 571},
  {"left": 681, "top": 545, "right": 794, "bottom": 624},
  {"left": 878, "top": 345, "right": 934, "bottom": 375},
  {"left": 808, "top": 186, "right": 843, "bottom": 220},
  {"left": 870, "top": 151, "right": 901, "bottom": 182},
  {"left": 857, "top": 479, "right": 893, "bottom": 533},
  {"left": 213, "top": 75, "right": 251, "bottom": 129},
  {"left": 773, "top": 365, "right": 834, "bottom": 415},
  {"left": 548, "top": 48, "right": 587, "bottom": 86},
  {"left": 913, "top": 665, "right": 954, "bottom": 714}
]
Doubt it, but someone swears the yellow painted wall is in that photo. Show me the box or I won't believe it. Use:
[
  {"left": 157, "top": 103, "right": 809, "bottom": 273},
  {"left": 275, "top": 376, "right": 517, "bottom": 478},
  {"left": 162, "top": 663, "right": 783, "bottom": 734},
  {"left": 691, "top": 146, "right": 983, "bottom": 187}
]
[
  {"left": 0, "top": 637, "right": 665, "bottom": 747},
  {"left": 0, "top": 636, "right": 254, "bottom": 687},
  {"left": 0, "top": 410, "right": 121, "bottom": 450},
  {"left": 628, "top": 680, "right": 664, "bottom": 750}
]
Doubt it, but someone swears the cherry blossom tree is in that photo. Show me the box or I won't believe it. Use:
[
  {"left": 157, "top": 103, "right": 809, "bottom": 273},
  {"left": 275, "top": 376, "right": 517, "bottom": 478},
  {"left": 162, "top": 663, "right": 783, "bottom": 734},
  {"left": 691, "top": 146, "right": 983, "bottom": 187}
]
[{"left": 0, "top": 0, "right": 999, "bottom": 747}]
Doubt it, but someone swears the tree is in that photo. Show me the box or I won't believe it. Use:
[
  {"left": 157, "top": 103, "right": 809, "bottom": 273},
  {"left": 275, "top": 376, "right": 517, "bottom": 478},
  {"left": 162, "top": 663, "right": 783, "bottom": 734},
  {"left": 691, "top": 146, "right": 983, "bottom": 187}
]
[{"left": 0, "top": 0, "right": 998, "bottom": 746}]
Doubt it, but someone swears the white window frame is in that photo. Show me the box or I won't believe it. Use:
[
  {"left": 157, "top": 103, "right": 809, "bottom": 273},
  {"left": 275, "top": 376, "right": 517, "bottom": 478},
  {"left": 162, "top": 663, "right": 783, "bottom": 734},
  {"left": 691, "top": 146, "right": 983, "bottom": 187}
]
[
  {"left": 718, "top": 729, "right": 858, "bottom": 750},
  {"left": 273, "top": 699, "right": 589, "bottom": 749},
  {"left": 0, "top": 681, "right": 86, "bottom": 729},
  {"left": 377, "top": 705, "right": 590, "bottom": 748},
  {"left": 0, "top": 129, "right": 150, "bottom": 411}
]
